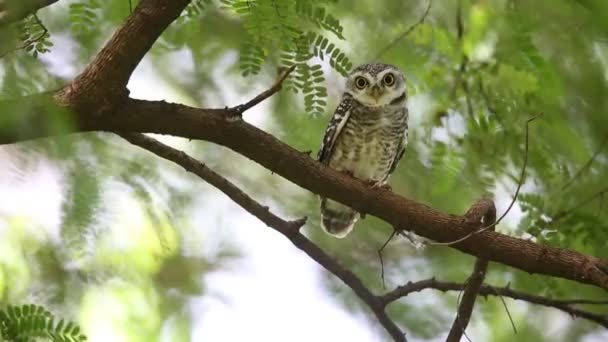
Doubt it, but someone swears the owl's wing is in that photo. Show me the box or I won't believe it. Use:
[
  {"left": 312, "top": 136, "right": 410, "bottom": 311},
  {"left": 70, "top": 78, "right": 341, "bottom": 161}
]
[
  {"left": 386, "top": 109, "right": 409, "bottom": 177},
  {"left": 317, "top": 95, "right": 354, "bottom": 164}
]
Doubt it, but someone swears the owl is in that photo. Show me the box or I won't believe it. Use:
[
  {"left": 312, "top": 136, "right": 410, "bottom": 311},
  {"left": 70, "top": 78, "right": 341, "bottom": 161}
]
[{"left": 317, "top": 62, "right": 409, "bottom": 238}]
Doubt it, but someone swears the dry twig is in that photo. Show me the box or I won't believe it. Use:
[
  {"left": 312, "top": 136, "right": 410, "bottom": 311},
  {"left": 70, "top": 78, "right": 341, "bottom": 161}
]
[
  {"left": 229, "top": 65, "right": 296, "bottom": 116},
  {"left": 429, "top": 114, "right": 542, "bottom": 246},
  {"left": 380, "top": 278, "right": 608, "bottom": 328},
  {"left": 374, "top": 0, "right": 432, "bottom": 59}
]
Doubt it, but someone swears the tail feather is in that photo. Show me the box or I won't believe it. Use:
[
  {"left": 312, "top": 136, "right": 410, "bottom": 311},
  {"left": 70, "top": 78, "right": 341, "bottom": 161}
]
[{"left": 320, "top": 198, "right": 358, "bottom": 238}]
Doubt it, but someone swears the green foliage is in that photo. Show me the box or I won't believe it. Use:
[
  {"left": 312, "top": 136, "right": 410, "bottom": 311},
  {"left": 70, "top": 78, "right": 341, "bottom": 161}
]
[
  {"left": 183, "top": 0, "right": 214, "bottom": 19},
  {"left": 295, "top": 1, "right": 344, "bottom": 39},
  {"left": 0, "top": 304, "right": 87, "bottom": 342},
  {"left": 69, "top": 0, "right": 102, "bottom": 38},
  {"left": 220, "top": 0, "right": 351, "bottom": 114},
  {"left": 2, "top": 0, "right": 608, "bottom": 341},
  {"left": 15, "top": 15, "right": 53, "bottom": 59}
]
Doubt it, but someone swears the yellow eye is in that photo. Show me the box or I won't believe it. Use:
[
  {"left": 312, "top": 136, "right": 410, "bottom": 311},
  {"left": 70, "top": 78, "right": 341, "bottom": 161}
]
[
  {"left": 354, "top": 76, "right": 368, "bottom": 89},
  {"left": 383, "top": 73, "right": 395, "bottom": 86}
]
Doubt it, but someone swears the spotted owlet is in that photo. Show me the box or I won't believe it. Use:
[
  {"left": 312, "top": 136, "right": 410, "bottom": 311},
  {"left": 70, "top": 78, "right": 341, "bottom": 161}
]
[{"left": 317, "top": 62, "right": 408, "bottom": 238}]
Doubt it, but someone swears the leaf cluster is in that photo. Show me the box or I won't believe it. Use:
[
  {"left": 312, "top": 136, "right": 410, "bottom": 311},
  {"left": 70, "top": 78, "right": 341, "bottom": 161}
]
[{"left": 0, "top": 304, "right": 86, "bottom": 342}]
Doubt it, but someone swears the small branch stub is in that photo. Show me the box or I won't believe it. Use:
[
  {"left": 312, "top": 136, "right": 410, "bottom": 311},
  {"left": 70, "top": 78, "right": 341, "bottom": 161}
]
[{"left": 228, "top": 65, "right": 297, "bottom": 118}]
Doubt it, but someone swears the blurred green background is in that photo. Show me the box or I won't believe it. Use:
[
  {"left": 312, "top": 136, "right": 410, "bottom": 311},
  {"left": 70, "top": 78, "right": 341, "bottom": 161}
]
[{"left": 0, "top": 0, "right": 607, "bottom": 341}]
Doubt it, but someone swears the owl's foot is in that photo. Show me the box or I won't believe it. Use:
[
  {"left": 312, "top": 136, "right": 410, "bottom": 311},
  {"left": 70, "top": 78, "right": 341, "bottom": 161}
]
[
  {"left": 340, "top": 170, "right": 355, "bottom": 177},
  {"left": 365, "top": 179, "right": 392, "bottom": 191}
]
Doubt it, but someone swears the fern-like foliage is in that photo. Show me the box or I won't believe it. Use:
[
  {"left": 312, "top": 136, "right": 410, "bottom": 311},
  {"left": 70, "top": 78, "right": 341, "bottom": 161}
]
[
  {"left": 183, "top": 0, "right": 214, "bottom": 19},
  {"left": 295, "top": 1, "right": 344, "bottom": 39},
  {"left": 0, "top": 304, "right": 87, "bottom": 342},
  {"left": 69, "top": 0, "right": 102, "bottom": 37},
  {"left": 16, "top": 15, "right": 53, "bottom": 58},
  {"left": 220, "top": 0, "right": 352, "bottom": 115}
]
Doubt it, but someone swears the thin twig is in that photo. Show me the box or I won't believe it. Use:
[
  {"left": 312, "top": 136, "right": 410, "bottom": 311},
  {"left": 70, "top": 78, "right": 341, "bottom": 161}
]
[
  {"left": 597, "top": 192, "right": 605, "bottom": 219},
  {"left": 456, "top": 0, "right": 464, "bottom": 41},
  {"left": 0, "top": 14, "right": 48, "bottom": 59},
  {"left": 489, "top": 287, "right": 518, "bottom": 334},
  {"left": 374, "top": 0, "right": 432, "bottom": 59},
  {"left": 429, "top": 114, "right": 542, "bottom": 246},
  {"left": 120, "top": 133, "right": 407, "bottom": 342},
  {"left": 380, "top": 278, "right": 608, "bottom": 328},
  {"left": 551, "top": 187, "right": 608, "bottom": 223},
  {"left": 449, "top": 0, "right": 475, "bottom": 119},
  {"left": 378, "top": 229, "right": 398, "bottom": 290},
  {"left": 230, "top": 64, "right": 296, "bottom": 116},
  {"left": 560, "top": 135, "right": 608, "bottom": 191}
]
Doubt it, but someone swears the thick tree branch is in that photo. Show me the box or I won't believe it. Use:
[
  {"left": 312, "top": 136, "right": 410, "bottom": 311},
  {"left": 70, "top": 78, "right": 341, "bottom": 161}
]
[
  {"left": 446, "top": 199, "right": 496, "bottom": 342},
  {"left": 0, "top": 0, "right": 58, "bottom": 26},
  {"left": 113, "top": 100, "right": 608, "bottom": 290},
  {"left": 380, "top": 278, "right": 608, "bottom": 328},
  {"left": 58, "top": 0, "right": 191, "bottom": 108},
  {"left": 119, "top": 132, "right": 407, "bottom": 342},
  {"left": 2, "top": 96, "right": 608, "bottom": 291}
]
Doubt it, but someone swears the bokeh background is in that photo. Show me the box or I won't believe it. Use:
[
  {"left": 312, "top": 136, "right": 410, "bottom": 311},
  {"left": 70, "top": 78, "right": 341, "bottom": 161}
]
[{"left": 1, "top": 0, "right": 607, "bottom": 341}]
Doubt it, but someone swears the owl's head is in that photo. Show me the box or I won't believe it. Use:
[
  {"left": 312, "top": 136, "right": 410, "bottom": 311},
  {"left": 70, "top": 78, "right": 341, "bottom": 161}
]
[{"left": 345, "top": 62, "right": 406, "bottom": 107}]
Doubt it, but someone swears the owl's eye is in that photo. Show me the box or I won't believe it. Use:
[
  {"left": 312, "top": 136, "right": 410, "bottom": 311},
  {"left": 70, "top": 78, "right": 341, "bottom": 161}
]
[
  {"left": 383, "top": 73, "right": 395, "bottom": 86},
  {"left": 354, "top": 76, "right": 368, "bottom": 89}
]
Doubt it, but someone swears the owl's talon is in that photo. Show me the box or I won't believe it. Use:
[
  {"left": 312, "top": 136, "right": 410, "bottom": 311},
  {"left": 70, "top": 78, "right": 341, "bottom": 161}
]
[
  {"left": 340, "top": 170, "right": 355, "bottom": 177},
  {"left": 379, "top": 184, "right": 392, "bottom": 191},
  {"left": 364, "top": 180, "right": 391, "bottom": 191}
]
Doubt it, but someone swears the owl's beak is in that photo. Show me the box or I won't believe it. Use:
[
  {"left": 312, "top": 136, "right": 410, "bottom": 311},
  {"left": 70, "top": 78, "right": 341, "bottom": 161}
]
[{"left": 370, "top": 85, "right": 383, "bottom": 101}]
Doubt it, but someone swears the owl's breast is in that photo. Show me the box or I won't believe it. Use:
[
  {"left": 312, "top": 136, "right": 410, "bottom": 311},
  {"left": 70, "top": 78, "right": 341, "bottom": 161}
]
[{"left": 328, "top": 108, "right": 406, "bottom": 181}]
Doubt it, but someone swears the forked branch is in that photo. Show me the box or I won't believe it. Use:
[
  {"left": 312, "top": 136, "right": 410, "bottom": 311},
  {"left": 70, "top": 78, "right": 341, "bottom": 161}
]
[
  {"left": 120, "top": 132, "right": 407, "bottom": 342},
  {"left": 446, "top": 198, "right": 496, "bottom": 342},
  {"left": 381, "top": 279, "right": 608, "bottom": 328}
]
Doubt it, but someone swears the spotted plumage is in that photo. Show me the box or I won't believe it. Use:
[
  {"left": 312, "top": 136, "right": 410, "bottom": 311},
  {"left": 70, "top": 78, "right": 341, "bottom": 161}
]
[{"left": 318, "top": 62, "right": 409, "bottom": 238}]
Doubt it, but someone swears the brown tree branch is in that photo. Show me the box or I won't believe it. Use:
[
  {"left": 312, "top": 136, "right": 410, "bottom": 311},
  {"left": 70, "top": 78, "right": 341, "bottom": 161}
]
[
  {"left": 380, "top": 279, "right": 608, "bottom": 328},
  {"left": 2, "top": 96, "right": 608, "bottom": 291},
  {"left": 58, "top": 0, "right": 191, "bottom": 109},
  {"left": 119, "top": 132, "right": 407, "bottom": 342},
  {"left": 229, "top": 65, "right": 296, "bottom": 116},
  {"left": 113, "top": 100, "right": 608, "bottom": 290},
  {"left": 446, "top": 198, "right": 496, "bottom": 342}
]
